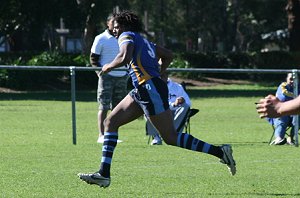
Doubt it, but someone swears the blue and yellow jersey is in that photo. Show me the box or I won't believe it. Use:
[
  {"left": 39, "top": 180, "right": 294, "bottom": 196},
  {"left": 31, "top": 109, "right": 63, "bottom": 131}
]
[
  {"left": 276, "top": 82, "right": 294, "bottom": 102},
  {"left": 118, "top": 31, "right": 160, "bottom": 87}
]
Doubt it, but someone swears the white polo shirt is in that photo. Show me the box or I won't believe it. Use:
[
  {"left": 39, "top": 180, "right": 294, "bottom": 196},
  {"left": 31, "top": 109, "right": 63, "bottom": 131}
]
[
  {"left": 167, "top": 78, "right": 191, "bottom": 108},
  {"left": 91, "top": 29, "right": 127, "bottom": 77}
]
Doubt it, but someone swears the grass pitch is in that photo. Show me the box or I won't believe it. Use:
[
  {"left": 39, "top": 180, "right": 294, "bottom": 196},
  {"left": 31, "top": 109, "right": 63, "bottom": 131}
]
[{"left": 1, "top": 84, "right": 300, "bottom": 197}]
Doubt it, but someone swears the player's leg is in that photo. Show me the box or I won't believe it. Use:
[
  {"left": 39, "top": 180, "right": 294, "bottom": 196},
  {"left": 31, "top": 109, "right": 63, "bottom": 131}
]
[
  {"left": 104, "top": 93, "right": 144, "bottom": 132},
  {"left": 149, "top": 109, "right": 222, "bottom": 156},
  {"left": 148, "top": 110, "right": 236, "bottom": 175},
  {"left": 99, "top": 93, "right": 144, "bottom": 176},
  {"left": 145, "top": 117, "right": 162, "bottom": 145},
  {"left": 150, "top": 110, "right": 219, "bottom": 156},
  {"left": 78, "top": 94, "right": 144, "bottom": 187}
]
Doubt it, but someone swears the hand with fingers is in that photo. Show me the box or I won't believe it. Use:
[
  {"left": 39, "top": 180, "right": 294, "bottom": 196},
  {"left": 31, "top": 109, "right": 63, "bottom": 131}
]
[
  {"left": 100, "top": 64, "right": 113, "bottom": 76},
  {"left": 256, "top": 95, "right": 282, "bottom": 118}
]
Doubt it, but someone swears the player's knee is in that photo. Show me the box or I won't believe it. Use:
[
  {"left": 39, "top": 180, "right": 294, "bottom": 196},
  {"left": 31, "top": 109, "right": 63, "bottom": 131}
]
[
  {"left": 104, "top": 117, "right": 119, "bottom": 131},
  {"left": 103, "top": 118, "right": 112, "bottom": 131},
  {"left": 163, "top": 138, "right": 173, "bottom": 145},
  {"left": 161, "top": 135, "right": 177, "bottom": 146}
]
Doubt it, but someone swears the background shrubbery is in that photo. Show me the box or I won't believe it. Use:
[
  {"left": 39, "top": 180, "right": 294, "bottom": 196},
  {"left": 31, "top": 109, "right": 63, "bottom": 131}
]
[
  {"left": 0, "top": 51, "right": 299, "bottom": 90},
  {"left": 170, "top": 51, "right": 299, "bottom": 82},
  {"left": 0, "top": 52, "right": 95, "bottom": 90}
]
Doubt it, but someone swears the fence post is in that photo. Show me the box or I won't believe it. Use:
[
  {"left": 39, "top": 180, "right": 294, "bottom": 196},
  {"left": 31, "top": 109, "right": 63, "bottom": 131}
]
[
  {"left": 292, "top": 69, "right": 299, "bottom": 146},
  {"left": 70, "top": 66, "right": 77, "bottom": 145}
]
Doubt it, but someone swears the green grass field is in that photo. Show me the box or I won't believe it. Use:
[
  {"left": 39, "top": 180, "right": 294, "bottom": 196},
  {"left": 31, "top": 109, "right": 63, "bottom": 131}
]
[{"left": 1, "top": 84, "right": 300, "bottom": 197}]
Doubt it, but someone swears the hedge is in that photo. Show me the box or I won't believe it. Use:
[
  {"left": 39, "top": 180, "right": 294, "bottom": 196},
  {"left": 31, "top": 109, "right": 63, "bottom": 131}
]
[{"left": 0, "top": 51, "right": 299, "bottom": 90}]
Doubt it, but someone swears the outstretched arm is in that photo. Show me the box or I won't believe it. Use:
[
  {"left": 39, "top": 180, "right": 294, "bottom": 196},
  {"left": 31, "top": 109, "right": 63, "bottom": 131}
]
[{"left": 256, "top": 94, "right": 300, "bottom": 118}]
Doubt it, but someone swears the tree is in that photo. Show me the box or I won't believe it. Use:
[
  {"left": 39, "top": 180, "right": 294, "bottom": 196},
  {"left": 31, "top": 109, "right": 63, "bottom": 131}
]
[
  {"left": 76, "top": 0, "right": 99, "bottom": 54},
  {"left": 226, "top": 0, "right": 287, "bottom": 52},
  {"left": 0, "top": 0, "right": 292, "bottom": 53},
  {"left": 0, "top": 0, "right": 80, "bottom": 51},
  {"left": 286, "top": 0, "right": 300, "bottom": 51},
  {"left": 75, "top": 0, "right": 130, "bottom": 54},
  {"left": 0, "top": 0, "right": 26, "bottom": 51}
]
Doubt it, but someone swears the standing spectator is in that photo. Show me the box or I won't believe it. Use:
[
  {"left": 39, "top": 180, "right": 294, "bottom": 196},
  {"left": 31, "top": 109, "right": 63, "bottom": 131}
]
[
  {"left": 90, "top": 14, "right": 128, "bottom": 143},
  {"left": 78, "top": 10, "right": 236, "bottom": 188},
  {"left": 146, "top": 72, "right": 191, "bottom": 145}
]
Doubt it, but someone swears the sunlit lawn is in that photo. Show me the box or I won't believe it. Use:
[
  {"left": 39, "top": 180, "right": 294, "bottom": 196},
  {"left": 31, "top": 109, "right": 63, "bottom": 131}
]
[{"left": 1, "top": 84, "right": 300, "bottom": 197}]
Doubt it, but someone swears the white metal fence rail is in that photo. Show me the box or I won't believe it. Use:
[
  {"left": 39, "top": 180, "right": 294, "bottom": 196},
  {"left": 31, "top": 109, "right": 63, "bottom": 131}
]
[{"left": 0, "top": 65, "right": 299, "bottom": 146}]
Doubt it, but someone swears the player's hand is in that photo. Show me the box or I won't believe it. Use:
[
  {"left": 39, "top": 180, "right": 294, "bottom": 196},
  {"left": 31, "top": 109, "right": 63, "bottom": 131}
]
[
  {"left": 101, "top": 64, "right": 112, "bottom": 75},
  {"left": 256, "top": 95, "right": 281, "bottom": 118}
]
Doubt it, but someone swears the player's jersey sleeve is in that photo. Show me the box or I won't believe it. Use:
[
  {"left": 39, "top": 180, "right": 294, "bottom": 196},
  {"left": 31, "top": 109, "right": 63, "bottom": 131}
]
[{"left": 118, "top": 33, "right": 134, "bottom": 46}]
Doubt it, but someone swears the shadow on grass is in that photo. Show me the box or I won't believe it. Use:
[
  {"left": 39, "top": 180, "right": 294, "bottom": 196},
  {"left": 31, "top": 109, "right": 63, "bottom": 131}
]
[
  {"left": 229, "top": 141, "right": 269, "bottom": 146},
  {"left": 0, "top": 87, "right": 275, "bottom": 101},
  {"left": 213, "top": 192, "right": 300, "bottom": 197},
  {"left": 185, "top": 88, "right": 275, "bottom": 99},
  {"left": 0, "top": 91, "right": 97, "bottom": 101}
]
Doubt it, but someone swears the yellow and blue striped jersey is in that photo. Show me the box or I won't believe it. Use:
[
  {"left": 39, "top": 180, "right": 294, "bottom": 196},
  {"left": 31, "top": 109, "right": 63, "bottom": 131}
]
[{"left": 118, "top": 31, "right": 160, "bottom": 87}]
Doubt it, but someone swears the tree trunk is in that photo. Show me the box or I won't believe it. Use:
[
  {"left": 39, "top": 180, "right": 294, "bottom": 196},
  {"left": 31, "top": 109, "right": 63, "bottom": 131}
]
[
  {"left": 83, "top": 14, "right": 96, "bottom": 54},
  {"left": 286, "top": 0, "right": 300, "bottom": 51},
  {"left": 76, "top": 0, "right": 97, "bottom": 54},
  {"left": 231, "top": 0, "right": 241, "bottom": 52},
  {"left": 8, "top": 31, "right": 23, "bottom": 51}
]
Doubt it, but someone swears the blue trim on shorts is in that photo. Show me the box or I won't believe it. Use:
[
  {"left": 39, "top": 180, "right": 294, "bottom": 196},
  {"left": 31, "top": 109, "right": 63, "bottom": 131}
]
[
  {"left": 129, "top": 77, "right": 169, "bottom": 116},
  {"left": 146, "top": 80, "right": 165, "bottom": 115}
]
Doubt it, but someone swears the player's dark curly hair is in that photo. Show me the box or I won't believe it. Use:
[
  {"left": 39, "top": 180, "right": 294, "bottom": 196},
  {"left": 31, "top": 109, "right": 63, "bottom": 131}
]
[{"left": 113, "top": 10, "right": 143, "bottom": 32}]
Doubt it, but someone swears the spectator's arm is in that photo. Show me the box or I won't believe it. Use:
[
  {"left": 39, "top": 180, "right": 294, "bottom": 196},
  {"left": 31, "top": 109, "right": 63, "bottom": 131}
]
[
  {"left": 90, "top": 53, "right": 102, "bottom": 76},
  {"left": 90, "top": 53, "right": 100, "bottom": 67}
]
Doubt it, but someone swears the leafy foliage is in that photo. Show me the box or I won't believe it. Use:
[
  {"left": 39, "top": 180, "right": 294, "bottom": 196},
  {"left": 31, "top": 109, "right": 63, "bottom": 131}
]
[
  {"left": 0, "top": 0, "right": 290, "bottom": 52},
  {"left": 1, "top": 50, "right": 299, "bottom": 90}
]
